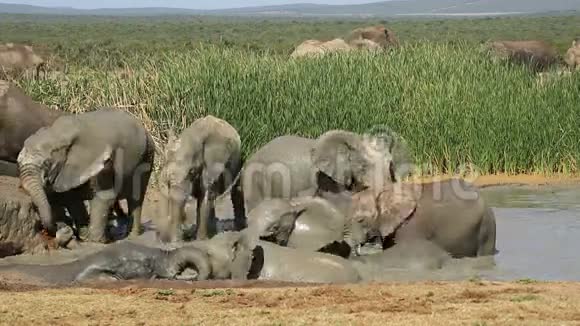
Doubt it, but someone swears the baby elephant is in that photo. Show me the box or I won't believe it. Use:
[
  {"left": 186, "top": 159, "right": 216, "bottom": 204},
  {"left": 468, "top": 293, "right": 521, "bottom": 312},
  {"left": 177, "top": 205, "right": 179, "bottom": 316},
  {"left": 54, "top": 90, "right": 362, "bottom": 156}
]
[
  {"left": 158, "top": 115, "right": 242, "bottom": 242},
  {"left": 17, "top": 108, "right": 155, "bottom": 242},
  {"left": 350, "top": 178, "right": 497, "bottom": 258},
  {"left": 245, "top": 195, "right": 360, "bottom": 256}
]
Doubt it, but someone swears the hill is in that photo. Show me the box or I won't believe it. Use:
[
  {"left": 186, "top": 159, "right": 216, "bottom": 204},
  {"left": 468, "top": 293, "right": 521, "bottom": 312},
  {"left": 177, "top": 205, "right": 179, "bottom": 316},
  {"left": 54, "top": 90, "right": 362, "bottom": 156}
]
[{"left": 0, "top": 0, "right": 579, "bottom": 17}]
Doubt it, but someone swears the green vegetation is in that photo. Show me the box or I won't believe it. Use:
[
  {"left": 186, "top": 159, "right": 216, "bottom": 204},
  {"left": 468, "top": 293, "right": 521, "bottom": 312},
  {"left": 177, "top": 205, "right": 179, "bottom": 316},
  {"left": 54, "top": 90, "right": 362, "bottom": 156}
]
[{"left": 2, "top": 15, "right": 580, "bottom": 176}]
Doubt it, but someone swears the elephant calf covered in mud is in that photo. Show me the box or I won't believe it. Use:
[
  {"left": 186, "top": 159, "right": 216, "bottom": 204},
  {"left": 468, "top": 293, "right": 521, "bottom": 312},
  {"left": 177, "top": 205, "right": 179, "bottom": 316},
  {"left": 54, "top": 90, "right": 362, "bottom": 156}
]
[
  {"left": 157, "top": 115, "right": 243, "bottom": 242},
  {"left": 17, "top": 108, "right": 155, "bottom": 243},
  {"left": 350, "top": 178, "right": 497, "bottom": 258},
  {"left": 244, "top": 195, "right": 357, "bottom": 257}
]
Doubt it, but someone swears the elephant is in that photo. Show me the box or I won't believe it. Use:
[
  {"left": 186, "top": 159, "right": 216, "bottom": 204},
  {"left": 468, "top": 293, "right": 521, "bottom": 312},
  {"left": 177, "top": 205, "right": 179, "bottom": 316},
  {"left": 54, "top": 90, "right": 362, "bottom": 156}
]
[
  {"left": 290, "top": 37, "right": 386, "bottom": 59},
  {"left": 290, "top": 39, "right": 353, "bottom": 59},
  {"left": 157, "top": 115, "right": 242, "bottom": 242},
  {"left": 17, "top": 108, "right": 155, "bottom": 243},
  {"left": 0, "top": 43, "right": 45, "bottom": 79},
  {"left": 486, "top": 40, "right": 559, "bottom": 72},
  {"left": 349, "top": 178, "right": 497, "bottom": 258},
  {"left": 345, "top": 25, "right": 400, "bottom": 49},
  {"left": 244, "top": 195, "right": 362, "bottom": 257},
  {"left": 0, "top": 80, "right": 63, "bottom": 165},
  {"left": 0, "top": 241, "right": 211, "bottom": 285},
  {"left": 254, "top": 240, "right": 361, "bottom": 283},
  {"left": 241, "top": 129, "right": 413, "bottom": 215},
  {"left": 564, "top": 37, "right": 580, "bottom": 71}
]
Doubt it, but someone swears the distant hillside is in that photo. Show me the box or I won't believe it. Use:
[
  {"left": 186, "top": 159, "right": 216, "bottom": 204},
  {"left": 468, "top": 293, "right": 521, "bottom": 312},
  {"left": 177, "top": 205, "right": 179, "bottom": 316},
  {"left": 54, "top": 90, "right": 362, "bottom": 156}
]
[{"left": 0, "top": 0, "right": 579, "bottom": 17}]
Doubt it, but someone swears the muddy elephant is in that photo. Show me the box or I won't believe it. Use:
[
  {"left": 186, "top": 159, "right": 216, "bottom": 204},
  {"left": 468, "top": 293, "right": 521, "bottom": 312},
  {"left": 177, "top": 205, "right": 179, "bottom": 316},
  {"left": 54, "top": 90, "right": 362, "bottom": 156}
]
[
  {"left": 241, "top": 129, "right": 413, "bottom": 215},
  {"left": 157, "top": 115, "right": 242, "bottom": 242},
  {"left": 345, "top": 25, "right": 400, "bottom": 49},
  {"left": 0, "top": 242, "right": 210, "bottom": 284},
  {"left": 17, "top": 108, "right": 155, "bottom": 242},
  {"left": 349, "top": 178, "right": 497, "bottom": 258},
  {"left": 0, "top": 43, "right": 45, "bottom": 79},
  {"left": 487, "top": 40, "right": 558, "bottom": 72},
  {"left": 565, "top": 37, "right": 580, "bottom": 71},
  {"left": 0, "top": 80, "right": 63, "bottom": 165},
  {"left": 245, "top": 195, "right": 356, "bottom": 255}
]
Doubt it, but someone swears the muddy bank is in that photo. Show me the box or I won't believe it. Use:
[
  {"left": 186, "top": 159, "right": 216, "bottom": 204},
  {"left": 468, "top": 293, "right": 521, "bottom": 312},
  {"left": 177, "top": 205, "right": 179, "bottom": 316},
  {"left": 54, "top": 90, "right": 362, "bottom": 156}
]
[{"left": 0, "top": 281, "right": 579, "bottom": 325}]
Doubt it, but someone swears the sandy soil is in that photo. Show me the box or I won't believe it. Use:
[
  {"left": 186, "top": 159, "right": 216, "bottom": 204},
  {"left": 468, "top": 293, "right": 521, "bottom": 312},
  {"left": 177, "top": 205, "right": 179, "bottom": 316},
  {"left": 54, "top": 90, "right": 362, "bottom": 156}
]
[{"left": 1, "top": 280, "right": 579, "bottom": 325}]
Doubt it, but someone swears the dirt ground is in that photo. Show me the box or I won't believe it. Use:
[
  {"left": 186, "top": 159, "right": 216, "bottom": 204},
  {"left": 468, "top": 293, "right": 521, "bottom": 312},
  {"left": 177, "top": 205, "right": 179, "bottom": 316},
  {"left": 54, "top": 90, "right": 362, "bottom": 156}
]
[{"left": 1, "top": 280, "right": 580, "bottom": 325}]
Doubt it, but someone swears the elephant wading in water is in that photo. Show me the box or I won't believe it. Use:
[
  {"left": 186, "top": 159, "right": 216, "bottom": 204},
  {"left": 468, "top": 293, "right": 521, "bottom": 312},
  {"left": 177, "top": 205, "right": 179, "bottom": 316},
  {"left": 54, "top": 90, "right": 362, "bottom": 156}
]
[
  {"left": 241, "top": 129, "right": 413, "bottom": 216},
  {"left": 157, "top": 115, "right": 242, "bottom": 242},
  {"left": 350, "top": 178, "right": 497, "bottom": 258},
  {"left": 17, "top": 108, "right": 155, "bottom": 242}
]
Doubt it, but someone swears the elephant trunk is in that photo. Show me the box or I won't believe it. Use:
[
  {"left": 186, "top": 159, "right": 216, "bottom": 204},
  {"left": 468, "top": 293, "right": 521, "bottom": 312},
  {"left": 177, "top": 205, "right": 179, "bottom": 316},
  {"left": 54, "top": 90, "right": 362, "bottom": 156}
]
[
  {"left": 161, "top": 247, "right": 211, "bottom": 281},
  {"left": 158, "top": 190, "right": 187, "bottom": 243},
  {"left": 19, "top": 163, "right": 53, "bottom": 233}
]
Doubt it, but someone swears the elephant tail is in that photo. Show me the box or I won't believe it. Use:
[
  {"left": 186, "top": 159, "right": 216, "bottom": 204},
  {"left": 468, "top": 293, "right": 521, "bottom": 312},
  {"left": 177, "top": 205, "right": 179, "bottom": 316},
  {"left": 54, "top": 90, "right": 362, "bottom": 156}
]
[
  {"left": 19, "top": 163, "right": 53, "bottom": 233},
  {"left": 162, "top": 247, "right": 211, "bottom": 281}
]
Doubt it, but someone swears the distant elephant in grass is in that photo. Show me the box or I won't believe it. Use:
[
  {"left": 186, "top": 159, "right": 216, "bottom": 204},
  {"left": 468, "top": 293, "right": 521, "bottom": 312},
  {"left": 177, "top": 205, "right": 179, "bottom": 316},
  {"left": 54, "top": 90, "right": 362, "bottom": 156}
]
[
  {"left": 0, "top": 43, "right": 45, "bottom": 79},
  {"left": 345, "top": 25, "right": 400, "bottom": 49},
  {"left": 17, "top": 108, "right": 155, "bottom": 243},
  {"left": 486, "top": 40, "right": 559, "bottom": 72},
  {"left": 241, "top": 129, "right": 413, "bottom": 215},
  {"left": 290, "top": 39, "right": 352, "bottom": 59},
  {"left": 350, "top": 178, "right": 497, "bottom": 258},
  {"left": 565, "top": 37, "right": 580, "bottom": 71},
  {"left": 157, "top": 115, "right": 242, "bottom": 242}
]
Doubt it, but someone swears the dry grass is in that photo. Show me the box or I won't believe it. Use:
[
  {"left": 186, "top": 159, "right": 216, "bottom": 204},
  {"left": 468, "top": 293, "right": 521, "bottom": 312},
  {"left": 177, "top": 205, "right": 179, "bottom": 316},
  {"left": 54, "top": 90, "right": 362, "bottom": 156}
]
[{"left": 1, "top": 281, "right": 579, "bottom": 325}]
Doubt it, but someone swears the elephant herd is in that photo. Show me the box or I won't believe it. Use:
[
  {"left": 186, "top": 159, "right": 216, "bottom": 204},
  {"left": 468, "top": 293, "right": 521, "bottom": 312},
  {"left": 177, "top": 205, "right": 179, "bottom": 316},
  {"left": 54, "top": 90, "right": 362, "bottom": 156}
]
[
  {"left": 0, "top": 79, "right": 498, "bottom": 284},
  {"left": 290, "top": 25, "right": 580, "bottom": 76}
]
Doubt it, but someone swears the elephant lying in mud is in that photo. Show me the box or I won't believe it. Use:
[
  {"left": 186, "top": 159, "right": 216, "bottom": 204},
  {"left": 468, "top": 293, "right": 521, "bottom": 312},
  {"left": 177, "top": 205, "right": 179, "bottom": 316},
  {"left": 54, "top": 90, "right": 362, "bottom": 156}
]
[
  {"left": 350, "top": 178, "right": 497, "bottom": 258},
  {"left": 241, "top": 129, "right": 413, "bottom": 215},
  {"left": 0, "top": 242, "right": 211, "bottom": 285},
  {"left": 245, "top": 196, "right": 356, "bottom": 257},
  {"left": 157, "top": 115, "right": 242, "bottom": 242},
  {"left": 0, "top": 231, "right": 260, "bottom": 285},
  {"left": 17, "top": 108, "right": 155, "bottom": 242}
]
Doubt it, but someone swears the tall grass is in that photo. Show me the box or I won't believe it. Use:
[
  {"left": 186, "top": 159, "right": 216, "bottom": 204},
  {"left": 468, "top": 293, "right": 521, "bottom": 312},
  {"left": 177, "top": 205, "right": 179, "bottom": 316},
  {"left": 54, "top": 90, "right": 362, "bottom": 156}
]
[{"left": 17, "top": 42, "right": 580, "bottom": 176}]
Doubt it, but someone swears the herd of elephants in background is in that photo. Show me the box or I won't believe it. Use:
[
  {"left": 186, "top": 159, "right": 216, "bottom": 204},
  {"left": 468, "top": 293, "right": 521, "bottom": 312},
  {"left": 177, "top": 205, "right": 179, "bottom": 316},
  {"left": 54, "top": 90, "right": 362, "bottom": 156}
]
[{"left": 0, "top": 23, "right": 578, "bottom": 285}]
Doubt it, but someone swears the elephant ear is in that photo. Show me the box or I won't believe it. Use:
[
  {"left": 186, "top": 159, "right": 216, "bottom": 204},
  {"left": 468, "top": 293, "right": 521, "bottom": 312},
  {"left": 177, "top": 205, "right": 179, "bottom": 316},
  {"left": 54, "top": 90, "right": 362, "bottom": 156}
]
[
  {"left": 375, "top": 183, "right": 418, "bottom": 238},
  {"left": 311, "top": 130, "right": 368, "bottom": 191},
  {"left": 53, "top": 144, "right": 113, "bottom": 192}
]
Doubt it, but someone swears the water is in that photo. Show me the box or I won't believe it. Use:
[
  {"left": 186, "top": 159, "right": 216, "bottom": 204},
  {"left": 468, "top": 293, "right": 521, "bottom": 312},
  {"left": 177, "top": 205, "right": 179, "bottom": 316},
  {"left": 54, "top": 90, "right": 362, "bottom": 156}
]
[{"left": 481, "top": 185, "right": 580, "bottom": 281}]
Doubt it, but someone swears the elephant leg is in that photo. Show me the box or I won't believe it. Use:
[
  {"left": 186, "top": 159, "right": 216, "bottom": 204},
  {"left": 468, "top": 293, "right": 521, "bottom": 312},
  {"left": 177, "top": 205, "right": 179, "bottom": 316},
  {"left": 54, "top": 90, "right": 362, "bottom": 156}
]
[
  {"left": 88, "top": 189, "right": 116, "bottom": 243},
  {"left": 127, "top": 197, "right": 144, "bottom": 239},
  {"left": 65, "top": 199, "right": 90, "bottom": 240}
]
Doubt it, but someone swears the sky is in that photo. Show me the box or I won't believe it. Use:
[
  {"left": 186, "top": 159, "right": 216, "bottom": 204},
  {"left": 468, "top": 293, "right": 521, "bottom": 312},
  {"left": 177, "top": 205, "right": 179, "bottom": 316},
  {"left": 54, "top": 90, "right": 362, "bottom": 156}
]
[{"left": 3, "top": 0, "right": 381, "bottom": 10}]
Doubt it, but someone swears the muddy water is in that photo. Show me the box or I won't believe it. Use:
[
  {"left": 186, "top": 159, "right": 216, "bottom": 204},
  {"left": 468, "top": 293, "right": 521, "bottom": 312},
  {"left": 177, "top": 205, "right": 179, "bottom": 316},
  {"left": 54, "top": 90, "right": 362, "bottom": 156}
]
[
  {"left": 0, "top": 184, "right": 579, "bottom": 284},
  {"left": 481, "top": 185, "right": 580, "bottom": 281}
]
